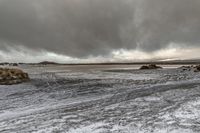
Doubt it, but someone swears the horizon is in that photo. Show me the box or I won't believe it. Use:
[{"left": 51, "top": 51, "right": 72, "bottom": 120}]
[{"left": 1, "top": 58, "right": 200, "bottom": 65}]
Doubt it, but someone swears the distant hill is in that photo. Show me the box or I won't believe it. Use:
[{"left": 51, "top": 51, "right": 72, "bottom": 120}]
[{"left": 38, "top": 61, "right": 59, "bottom": 65}]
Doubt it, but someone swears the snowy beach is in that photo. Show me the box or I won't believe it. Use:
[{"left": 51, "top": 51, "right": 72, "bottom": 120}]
[{"left": 0, "top": 65, "right": 200, "bottom": 133}]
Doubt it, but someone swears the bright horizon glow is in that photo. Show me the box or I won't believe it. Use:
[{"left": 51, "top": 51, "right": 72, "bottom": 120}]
[{"left": 0, "top": 45, "right": 200, "bottom": 63}]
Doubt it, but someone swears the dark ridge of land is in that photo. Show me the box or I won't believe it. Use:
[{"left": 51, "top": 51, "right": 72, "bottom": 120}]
[
  {"left": 28, "top": 59, "right": 200, "bottom": 65},
  {"left": 38, "top": 61, "right": 58, "bottom": 65}
]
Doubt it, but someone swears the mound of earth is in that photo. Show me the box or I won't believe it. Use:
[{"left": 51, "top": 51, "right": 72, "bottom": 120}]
[
  {"left": 140, "top": 64, "right": 162, "bottom": 70},
  {"left": 0, "top": 68, "right": 30, "bottom": 85}
]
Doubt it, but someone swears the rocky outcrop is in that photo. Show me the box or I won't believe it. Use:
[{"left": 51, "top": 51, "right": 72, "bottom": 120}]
[
  {"left": 179, "top": 65, "right": 200, "bottom": 72},
  {"left": 194, "top": 65, "right": 200, "bottom": 72},
  {"left": 0, "top": 63, "right": 19, "bottom": 66},
  {"left": 179, "top": 66, "right": 192, "bottom": 71},
  {"left": 0, "top": 68, "right": 30, "bottom": 85},
  {"left": 140, "top": 64, "right": 162, "bottom": 70}
]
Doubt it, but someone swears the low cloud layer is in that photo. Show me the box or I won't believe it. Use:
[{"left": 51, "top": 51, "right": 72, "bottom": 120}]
[
  {"left": 1, "top": 45, "right": 200, "bottom": 63},
  {"left": 0, "top": 0, "right": 200, "bottom": 61}
]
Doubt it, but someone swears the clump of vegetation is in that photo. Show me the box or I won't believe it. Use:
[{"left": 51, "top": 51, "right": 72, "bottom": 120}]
[
  {"left": 0, "top": 68, "right": 30, "bottom": 85},
  {"left": 140, "top": 64, "right": 162, "bottom": 70}
]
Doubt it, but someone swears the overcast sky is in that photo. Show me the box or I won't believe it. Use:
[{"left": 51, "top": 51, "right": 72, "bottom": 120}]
[{"left": 0, "top": 0, "right": 200, "bottom": 63}]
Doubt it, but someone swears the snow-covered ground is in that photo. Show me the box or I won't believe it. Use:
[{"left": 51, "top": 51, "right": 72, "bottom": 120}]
[{"left": 0, "top": 65, "right": 200, "bottom": 133}]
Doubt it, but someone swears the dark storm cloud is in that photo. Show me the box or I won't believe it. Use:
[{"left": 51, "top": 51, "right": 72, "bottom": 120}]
[
  {"left": 137, "top": 0, "right": 200, "bottom": 51},
  {"left": 0, "top": 0, "right": 200, "bottom": 57}
]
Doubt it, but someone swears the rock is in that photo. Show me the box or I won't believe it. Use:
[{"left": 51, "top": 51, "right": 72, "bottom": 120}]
[
  {"left": 179, "top": 66, "right": 192, "bottom": 71},
  {"left": 194, "top": 65, "right": 200, "bottom": 72},
  {"left": 12, "top": 63, "right": 18, "bottom": 66},
  {"left": 0, "top": 62, "right": 9, "bottom": 66},
  {"left": 179, "top": 65, "right": 200, "bottom": 72},
  {"left": 140, "top": 64, "right": 162, "bottom": 70},
  {"left": 0, "top": 68, "right": 30, "bottom": 85},
  {"left": 140, "top": 65, "right": 150, "bottom": 70}
]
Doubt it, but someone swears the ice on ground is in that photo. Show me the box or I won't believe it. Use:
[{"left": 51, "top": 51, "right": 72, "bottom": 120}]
[{"left": 0, "top": 65, "right": 200, "bottom": 133}]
